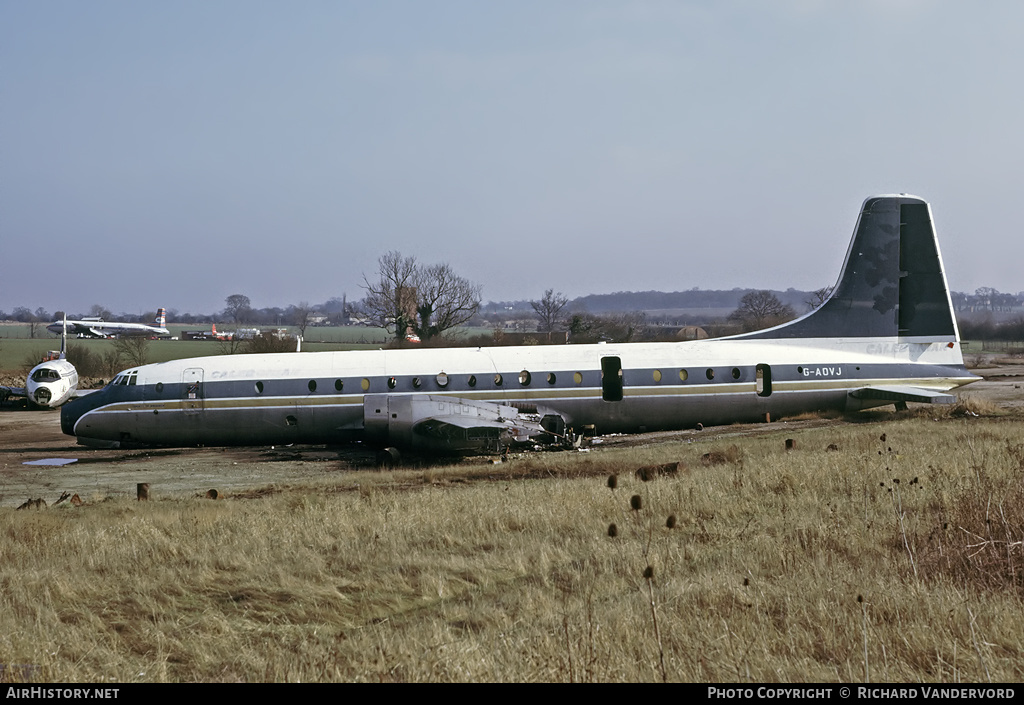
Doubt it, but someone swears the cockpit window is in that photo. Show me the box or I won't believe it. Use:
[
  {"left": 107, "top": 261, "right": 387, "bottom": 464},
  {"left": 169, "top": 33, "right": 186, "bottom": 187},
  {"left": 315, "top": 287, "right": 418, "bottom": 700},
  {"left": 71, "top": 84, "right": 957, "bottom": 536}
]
[
  {"left": 31, "top": 368, "right": 60, "bottom": 382},
  {"left": 113, "top": 371, "right": 139, "bottom": 386}
]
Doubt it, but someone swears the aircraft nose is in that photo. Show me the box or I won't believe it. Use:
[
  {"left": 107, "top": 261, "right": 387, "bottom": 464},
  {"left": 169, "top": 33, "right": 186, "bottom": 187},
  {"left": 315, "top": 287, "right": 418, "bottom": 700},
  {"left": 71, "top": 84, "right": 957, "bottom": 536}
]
[
  {"left": 60, "top": 394, "right": 96, "bottom": 436},
  {"left": 60, "top": 401, "right": 79, "bottom": 435}
]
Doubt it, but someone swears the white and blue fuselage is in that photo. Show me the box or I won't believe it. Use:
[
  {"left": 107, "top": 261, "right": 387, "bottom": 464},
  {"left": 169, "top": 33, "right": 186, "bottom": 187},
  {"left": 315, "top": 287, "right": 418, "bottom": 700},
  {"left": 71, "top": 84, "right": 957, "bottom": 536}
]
[{"left": 61, "top": 196, "right": 978, "bottom": 452}]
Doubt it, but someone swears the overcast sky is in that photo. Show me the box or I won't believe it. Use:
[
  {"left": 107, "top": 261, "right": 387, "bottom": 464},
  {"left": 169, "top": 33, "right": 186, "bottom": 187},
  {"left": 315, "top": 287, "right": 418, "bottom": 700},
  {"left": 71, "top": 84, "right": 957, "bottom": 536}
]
[{"left": 3, "top": 0, "right": 1022, "bottom": 317}]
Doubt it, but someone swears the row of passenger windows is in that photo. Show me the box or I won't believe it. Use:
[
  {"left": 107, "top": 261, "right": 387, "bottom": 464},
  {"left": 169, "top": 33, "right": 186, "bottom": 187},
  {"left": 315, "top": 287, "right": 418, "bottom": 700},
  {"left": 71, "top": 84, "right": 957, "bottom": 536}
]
[{"left": 249, "top": 367, "right": 749, "bottom": 394}]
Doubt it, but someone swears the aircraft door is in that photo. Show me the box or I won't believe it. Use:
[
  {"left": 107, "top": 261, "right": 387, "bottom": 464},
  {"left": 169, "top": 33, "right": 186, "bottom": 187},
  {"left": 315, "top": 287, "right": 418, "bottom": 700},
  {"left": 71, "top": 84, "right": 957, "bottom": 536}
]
[
  {"left": 756, "top": 364, "right": 772, "bottom": 397},
  {"left": 601, "top": 356, "right": 624, "bottom": 402},
  {"left": 182, "top": 368, "right": 204, "bottom": 413}
]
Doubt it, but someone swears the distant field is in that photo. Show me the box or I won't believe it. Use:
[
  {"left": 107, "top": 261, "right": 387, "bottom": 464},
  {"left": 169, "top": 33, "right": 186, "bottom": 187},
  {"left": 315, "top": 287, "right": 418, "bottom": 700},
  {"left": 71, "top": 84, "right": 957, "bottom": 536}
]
[
  {"left": 961, "top": 339, "right": 1024, "bottom": 354},
  {"left": 0, "top": 325, "right": 391, "bottom": 374},
  {"left": 0, "top": 323, "right": 513, "bottom": 374},
  {"left": 0, "top": 322, "right": 390, "bottom": 343}
]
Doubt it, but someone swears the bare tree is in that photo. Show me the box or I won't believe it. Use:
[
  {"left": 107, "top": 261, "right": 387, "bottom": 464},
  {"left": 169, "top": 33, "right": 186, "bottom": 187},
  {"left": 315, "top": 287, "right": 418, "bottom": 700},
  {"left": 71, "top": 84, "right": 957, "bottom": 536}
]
[
  {"left": 217, "top": 334, "right": 246, "bottom": 355},
  {"left": 245, "top": 332, "right": 297, "bottom": 354},
  {"left": 361, "top": 251, "right": 418, "bottom": 342},
  {"left": 567, "top": 311, "right": 648, "bottom": 343},
  {"left": 531, "top": 289, "right": 569, "bottom": 332},
  {"left": 224, "top": 294, "right": 252, "bottom": 324},
  {"left": 89, "top": 304, "right": 113, "bottom": 319},
  {"left": 113, "top": 336, "right": 150, "bottom": 367},
  {"left": 361, "top": 252, "right": 480, "bottom": 342},
  {"left": 291, "top": 301, "right": 313, "bottom": 338},
  {"left": 728, "top": 290, "right": 796, "bottom": 332},
  {"left": 805, "top": 286, "right": 834, "bottom": 311},
  {"left": 411, "top": 263, "right": 481, "bottom": 341}
]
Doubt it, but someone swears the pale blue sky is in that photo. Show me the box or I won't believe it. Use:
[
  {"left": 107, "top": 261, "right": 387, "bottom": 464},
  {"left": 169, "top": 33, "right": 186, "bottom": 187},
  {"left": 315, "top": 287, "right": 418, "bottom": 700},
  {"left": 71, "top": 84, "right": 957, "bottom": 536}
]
[{"left": 3, "top": 0, "right": 1022, "bottom": 316}]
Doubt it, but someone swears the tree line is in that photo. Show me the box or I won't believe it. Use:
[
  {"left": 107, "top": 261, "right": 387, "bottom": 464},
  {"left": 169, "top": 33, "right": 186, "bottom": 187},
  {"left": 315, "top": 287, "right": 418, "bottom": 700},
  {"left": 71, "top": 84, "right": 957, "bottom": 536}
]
[{"left": 3, "top": 257, "right": 1021, "bottom": 343}]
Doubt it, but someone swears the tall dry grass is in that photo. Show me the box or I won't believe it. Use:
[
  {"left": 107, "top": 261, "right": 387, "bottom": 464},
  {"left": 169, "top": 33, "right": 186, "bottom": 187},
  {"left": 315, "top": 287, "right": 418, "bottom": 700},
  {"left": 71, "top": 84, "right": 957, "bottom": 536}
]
[{"left": 2, "top": 417, "right": 1023, "bottom": 682}]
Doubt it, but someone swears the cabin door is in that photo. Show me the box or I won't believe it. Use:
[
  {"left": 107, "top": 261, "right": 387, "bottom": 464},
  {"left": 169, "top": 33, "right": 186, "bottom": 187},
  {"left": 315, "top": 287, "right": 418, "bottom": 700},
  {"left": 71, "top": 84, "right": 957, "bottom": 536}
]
[
  {"left": 756, "top": 364, "right": 772, "bottom": 397},
  {"left": 601, "top": 356, "right": 624, "bottom": 402},
  {"left": 182, "top": 368, "right": 204, "bottom": 413}
]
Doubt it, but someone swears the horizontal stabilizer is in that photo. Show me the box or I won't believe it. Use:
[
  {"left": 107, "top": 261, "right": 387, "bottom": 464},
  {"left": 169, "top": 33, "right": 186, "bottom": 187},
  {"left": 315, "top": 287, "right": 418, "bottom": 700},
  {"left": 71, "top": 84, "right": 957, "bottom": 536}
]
[
  {"left": 365, "top": 394, "right": 548, "bottom": 451},
  {"left": 849, "top": 385, "right": 956, "bottom": 405},
  {"left": 414, "top": 414, "right": 544, "bottom": 443}
]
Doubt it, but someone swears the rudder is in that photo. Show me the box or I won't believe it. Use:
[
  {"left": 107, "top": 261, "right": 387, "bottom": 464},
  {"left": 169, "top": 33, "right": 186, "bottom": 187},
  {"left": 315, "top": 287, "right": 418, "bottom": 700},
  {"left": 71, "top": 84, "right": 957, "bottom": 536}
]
[{"left": 739, "top": 196, "right": 958, "bottom": 340}]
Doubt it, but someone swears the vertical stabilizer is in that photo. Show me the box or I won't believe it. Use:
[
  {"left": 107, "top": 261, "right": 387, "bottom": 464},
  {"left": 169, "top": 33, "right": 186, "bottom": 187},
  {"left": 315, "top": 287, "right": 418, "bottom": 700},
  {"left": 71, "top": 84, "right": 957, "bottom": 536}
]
[
  {"left": 738, "top": 195, "right": 958, "bottom": 340},
  {"left": 155, "top": 308, "right": 167, "bottom": 328},
  {"left": 59, "top": 315, "right": 68, "bottom": 359}
]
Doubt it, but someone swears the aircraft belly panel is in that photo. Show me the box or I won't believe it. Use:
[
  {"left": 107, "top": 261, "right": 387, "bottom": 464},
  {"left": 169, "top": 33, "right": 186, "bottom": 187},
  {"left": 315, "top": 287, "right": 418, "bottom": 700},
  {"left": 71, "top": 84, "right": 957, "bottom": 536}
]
[{"left": 119, "top": 401, "right": 362, "bottom": 446}]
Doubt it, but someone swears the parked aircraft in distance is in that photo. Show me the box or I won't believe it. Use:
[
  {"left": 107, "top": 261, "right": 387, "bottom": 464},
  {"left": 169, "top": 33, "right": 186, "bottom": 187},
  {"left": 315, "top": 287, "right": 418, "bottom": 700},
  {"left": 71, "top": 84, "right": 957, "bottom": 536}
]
[
  {"left": 1, "top": 320, "right": 87, "bottom": 408},
  {"left": 182, "top": 323, "right": 233, "bottom": 341},
  {"left": 62, "top": 196, "right": 978, "bottom": 456},
  {"left": 47, "top": 308, "right": 169, "bottom": 338}
]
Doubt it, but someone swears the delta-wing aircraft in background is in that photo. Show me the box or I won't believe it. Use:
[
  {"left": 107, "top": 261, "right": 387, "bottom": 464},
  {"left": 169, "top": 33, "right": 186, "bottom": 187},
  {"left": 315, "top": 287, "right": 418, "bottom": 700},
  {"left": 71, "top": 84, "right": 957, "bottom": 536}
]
[
  {"left": 62, "top": 196, "right": 979, "bottom": 454},
  {"left": 1, "top": 320, "right": 88, "bottom": 408},
  {"left": 47, "top": 308, "right": 169, "bottom": 338}
]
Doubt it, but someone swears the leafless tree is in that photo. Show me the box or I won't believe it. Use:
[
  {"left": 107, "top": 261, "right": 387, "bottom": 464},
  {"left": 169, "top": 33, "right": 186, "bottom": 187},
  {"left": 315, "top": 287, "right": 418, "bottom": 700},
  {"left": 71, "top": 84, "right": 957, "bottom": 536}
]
[
  {"left": 113, "top": 335, "right": 150, "bottom": 367},
  {"left": 224, "top": 294, "right": 252, "bottom": 324},
  {"left": 217, "top": 335, "right": 246, "bottom": 355},
  {"left": 531, "top": 289, "right": 569, "bottom": 332},
  {"left": 805, "top": 286, "right": 834, "bottom": 311},
  {"left": 244, "top": 332, "right": 298, "bottom": 354},
  {"left": 567, "top": 311, "right": 648, "bottom": 343},
  {"left": 89, "top": 304, "right": 113, "bottom": 319},
  {"left": 360, "top": 251, "right": 418, "bottom": 342},
  {"left": 411, "top": 263, "right": 481, "bottom": 341},
  {"left": 728, "top": 290, "right": 796, "bottom": 332},
  {"left": 361, "top": 252, "right": 480, "bottom": 342},
  {"left": 292, "top": 301, "right": 313, "bottom": 338}
]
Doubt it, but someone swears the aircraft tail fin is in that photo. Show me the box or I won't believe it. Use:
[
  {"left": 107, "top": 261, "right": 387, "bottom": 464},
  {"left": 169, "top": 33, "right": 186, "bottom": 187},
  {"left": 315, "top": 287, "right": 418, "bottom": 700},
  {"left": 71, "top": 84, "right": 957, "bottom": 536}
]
[
  {"left": 737, "top": 195, "right": 959, "bottom": 341},
  {"left": 59, "top": 315, "right": 67, "bottom": 359},
  {"left": 155, "top": 308, "right": 167, "bottom": 328}
]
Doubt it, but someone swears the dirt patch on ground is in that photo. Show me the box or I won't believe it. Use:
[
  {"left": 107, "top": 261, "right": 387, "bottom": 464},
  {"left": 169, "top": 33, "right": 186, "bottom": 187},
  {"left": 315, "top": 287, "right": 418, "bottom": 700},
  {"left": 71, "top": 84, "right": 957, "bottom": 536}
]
[
  {"left": 966, "top": 358, "right": 1024, "bottom": 411},
  {"left": 0, "top": 410, "right": 386, "bottom": 507},
  {"left": 2, "top": 363, "right": 1021, "bottom": 508}
]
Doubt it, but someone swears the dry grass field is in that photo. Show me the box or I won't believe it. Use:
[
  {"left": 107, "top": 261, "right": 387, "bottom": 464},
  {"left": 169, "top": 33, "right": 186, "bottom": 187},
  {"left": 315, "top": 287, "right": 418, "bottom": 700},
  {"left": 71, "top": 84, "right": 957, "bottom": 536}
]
[{"left": 1, "top": 363, "right": 1023, "bottom": 682}]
